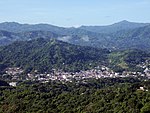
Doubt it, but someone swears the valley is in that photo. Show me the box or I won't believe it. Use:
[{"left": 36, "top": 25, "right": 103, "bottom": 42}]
[{"left": 0, "top": 21, "right": 150, "bottom": 113}]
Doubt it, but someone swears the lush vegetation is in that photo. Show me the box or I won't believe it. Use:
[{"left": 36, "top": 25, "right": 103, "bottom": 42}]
[
  {"left": 0, "top": 78, "right": 150, "bottom": 113},
  {"left": 0, "top": 38, "right": 109, "bottom": 73},
  {"left": 0, "top": 38, "right": 149, "bottom": 73},
  {"left": 0, "top": 21, "right": 150, "bottom": 113},
  {"left": 109, "top": 50, "right": 150, "bottom": 72}
]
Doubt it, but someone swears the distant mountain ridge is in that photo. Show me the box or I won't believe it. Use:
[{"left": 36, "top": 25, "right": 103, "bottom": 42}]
[
  {"left": 0, "top": 22, "right": 65, "bottom": 33},
  {"left": 0, "top": 21, "right": 150, "bottom": 51},
  {"left": 0, "top": 20, "right": 149, "bottom": 34},
  {"left": 0, "top": 30, "right": 61, "bottom": 45},
  {"left": 79, "top": 20, "right": 150, "bottom": 33}
]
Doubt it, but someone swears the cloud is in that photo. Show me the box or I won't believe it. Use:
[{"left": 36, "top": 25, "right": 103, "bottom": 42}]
[
  {"left": 81, "top": 35, "right": 89, "bottom": 42},
  {"left": 57, "top": 36, "right": 72, "bottom": 42}
]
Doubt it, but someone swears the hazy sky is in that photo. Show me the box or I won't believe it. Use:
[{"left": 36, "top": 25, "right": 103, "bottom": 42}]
[{"left": 0, "top": 0, "right": 150, "bottom": 27}]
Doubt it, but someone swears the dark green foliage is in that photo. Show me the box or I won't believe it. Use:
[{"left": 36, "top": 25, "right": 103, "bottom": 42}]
[
  {"left": 0, "top": 78, "right": 150, "bottom": 113},
  {"left": 109, "top": 49, "right": 150, "bottom": 72},
  {"left": 124, "top": 50, "right": 149, "bottom": 65},
  {"left": 0, "top": 38, "right": 149, "bottom": 73},
  {"left": 141, "top": 103, "right": 150, "bottom": 113},
  {"left": 0, "top": 38, "right": 109, "bottom": 73}
]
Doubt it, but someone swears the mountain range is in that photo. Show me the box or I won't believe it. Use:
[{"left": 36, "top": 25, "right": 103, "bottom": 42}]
[
  {"left": 0, "top": 20, "right": 150, "bottom": 50},
  {"left": 0, "top": 20, "right": 150, "bottom": 51},
  {"left": 0, "top": 21, "right": 150, "bottom": 113},
  {"left": 79, "top": 20, "right": 150, "bottom": 33}
]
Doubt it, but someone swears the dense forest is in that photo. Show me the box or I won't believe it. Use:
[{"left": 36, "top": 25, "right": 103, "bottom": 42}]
[
  {"left": 0, "top": 38, "right": 109, "bottom": 73},
  {"left": 0, "top": 38, "right": 149, "bottom": 73},
  {"left": 109, "top": 49, "right": 150, "bottom": 72},
  {"left": 0, "top": 78, "right": 150, "bottom": 113}
]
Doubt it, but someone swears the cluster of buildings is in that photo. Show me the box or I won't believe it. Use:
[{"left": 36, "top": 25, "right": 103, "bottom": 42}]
[
  {"left": 5, "top": 67, "right": 24, "bottom": 76},
  {"left": 1, "top": 64, "right": 150, "bottom": 86}
]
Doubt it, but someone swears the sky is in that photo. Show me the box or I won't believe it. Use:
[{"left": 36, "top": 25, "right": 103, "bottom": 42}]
[{"left": 0, "top": 0, "right": 150, "bottom": 27}]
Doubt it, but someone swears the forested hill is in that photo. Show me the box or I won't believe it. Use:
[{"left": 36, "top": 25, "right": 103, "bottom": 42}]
[
  {"left": 109, "top": 49, "right": 150, "bottom": 72},
  {"left": 0, "top": 38, "right": 109, "bottom": 73},
  {"left": 0, "top": 38, "right": 149, "bottom": 73}
]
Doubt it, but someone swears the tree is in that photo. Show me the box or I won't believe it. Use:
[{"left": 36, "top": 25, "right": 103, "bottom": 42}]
[{"left": 141, "top": 103, "right": 150, "bottom": 113}]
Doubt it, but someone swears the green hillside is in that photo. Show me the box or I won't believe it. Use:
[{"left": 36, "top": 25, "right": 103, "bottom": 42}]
[
  {"left": 109, "top": 50, "right": 150, "bottom": 72},
  {"left": 0, "top": 38, "right": 109, "bottom": 73}
]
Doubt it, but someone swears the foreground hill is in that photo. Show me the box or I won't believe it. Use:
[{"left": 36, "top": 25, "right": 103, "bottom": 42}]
[
  {"left": 0, "top": 38, "right": 109, "bottom": 73},
  {"left": 0, "top": 78, "right": 150, "bottom": 113}
]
